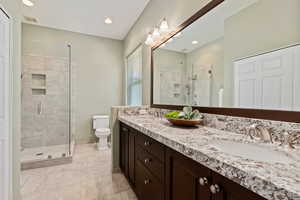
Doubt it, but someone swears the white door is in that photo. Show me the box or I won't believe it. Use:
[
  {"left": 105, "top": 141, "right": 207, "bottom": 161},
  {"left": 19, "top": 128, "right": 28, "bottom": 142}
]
[
  {"left": 234, "top": 45, "right": 298, "bottom": 110},
  {"left": 0, "top": 8, "right": 10, "bottom": 200}
]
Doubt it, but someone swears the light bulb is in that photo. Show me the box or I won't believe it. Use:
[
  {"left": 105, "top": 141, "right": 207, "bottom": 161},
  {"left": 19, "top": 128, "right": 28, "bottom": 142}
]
[
  {"left": 145, "top": 33, "right": 154, "bottom": 45},
  {"left": 160, "top": 18, "right": 169, "bottom": 33},
  {"left": 152, "top": 28, "right": 161, "bottom": 40}
]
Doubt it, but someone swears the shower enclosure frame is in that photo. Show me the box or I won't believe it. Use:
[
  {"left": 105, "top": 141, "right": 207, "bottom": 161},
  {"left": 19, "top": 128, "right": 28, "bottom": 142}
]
[{"left": 21, "top": 43, "right": 74, "bottom": 170}]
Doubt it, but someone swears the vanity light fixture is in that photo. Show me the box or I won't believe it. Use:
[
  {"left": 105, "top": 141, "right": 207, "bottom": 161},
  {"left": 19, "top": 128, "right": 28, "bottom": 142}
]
[
  {"left": 104, "top": 17, "right": 113, "bottom": 24},
  {"left": 152, "top": 27, "right": 161, "bottom": 40},
  {"left": 160, "top": 18, "right": 169, "bottom": 33},
  {"left": 145, "top": 33, "right": 154, "bottom": 46},
  {"left": 145, "top": 18, "right": 169, "bottom": 46},
  {"left": 23, "top": 0, "right": 34, "bottom": 7},
  {"left": 192, "top": 40, "right": 199, "bottom": 44}
]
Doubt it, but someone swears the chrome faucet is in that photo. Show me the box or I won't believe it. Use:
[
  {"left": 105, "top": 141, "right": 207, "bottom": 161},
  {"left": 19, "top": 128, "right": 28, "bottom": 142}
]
[{"left": 247, "top": 124, "right": 273, "bottom": 143}]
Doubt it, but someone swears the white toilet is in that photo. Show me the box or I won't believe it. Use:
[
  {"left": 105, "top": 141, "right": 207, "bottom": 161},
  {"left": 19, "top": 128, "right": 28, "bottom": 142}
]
[{"left": 93, "top": 115, "right": 110, "bottom": 151}]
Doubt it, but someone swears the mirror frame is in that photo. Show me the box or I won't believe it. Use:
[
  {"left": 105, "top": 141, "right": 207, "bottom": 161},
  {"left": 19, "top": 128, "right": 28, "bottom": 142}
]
[{"left": 150, "top": 0, "right": 300, "bottom": 123}]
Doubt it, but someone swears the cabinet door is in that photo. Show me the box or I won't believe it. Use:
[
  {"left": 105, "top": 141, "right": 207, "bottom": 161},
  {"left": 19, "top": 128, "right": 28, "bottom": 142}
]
[
  {"left": 136, "top": 161, "right": 164, "bottom": 200},
  {"left": 120, "top": 124, "right": 129, "bottom": 177},
  {"left": 166, "top": 148, "right": 211, "bottom": 200},
  {"left": 128, "top": 129, "right": 137, "bottom": 185},
  {"left": 211, "top": 172, "right": 266, "bottom": 200}
]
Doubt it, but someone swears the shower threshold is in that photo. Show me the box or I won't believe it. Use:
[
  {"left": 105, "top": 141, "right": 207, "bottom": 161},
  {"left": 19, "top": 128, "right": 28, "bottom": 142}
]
[{"left": 21, "top": 142, "right": 75, "bottom": 170}]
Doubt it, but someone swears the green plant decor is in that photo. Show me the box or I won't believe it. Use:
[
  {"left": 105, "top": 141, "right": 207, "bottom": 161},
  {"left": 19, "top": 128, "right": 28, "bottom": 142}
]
[{"left": 165, "top": 106, "right": 203, "bottom": 120}]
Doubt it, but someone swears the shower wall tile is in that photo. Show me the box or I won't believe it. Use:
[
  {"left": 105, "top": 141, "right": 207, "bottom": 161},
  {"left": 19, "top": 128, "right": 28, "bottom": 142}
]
[{"left": 22, "top": 55, "right": 75, "bottom": 149}]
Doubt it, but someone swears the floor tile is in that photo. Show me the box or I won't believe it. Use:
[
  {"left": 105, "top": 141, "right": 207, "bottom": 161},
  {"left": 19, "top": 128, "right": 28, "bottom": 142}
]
[{"left": 21, "top": 143, "right": 136, "bottom": 200}]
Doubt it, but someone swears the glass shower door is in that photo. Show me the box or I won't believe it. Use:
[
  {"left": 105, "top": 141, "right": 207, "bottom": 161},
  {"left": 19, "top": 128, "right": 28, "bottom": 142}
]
[{"left": 21, "top": 42, "right": 72, "bottom": 164}]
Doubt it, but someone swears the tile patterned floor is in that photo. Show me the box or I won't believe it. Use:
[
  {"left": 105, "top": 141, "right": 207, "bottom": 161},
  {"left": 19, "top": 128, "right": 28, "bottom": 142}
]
[{"left": 21, "top": 144, "right": 137, "bottom": 200}]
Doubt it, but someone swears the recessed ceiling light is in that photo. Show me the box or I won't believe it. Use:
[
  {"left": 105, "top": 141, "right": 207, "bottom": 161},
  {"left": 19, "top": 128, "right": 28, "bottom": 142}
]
[
  {"left": 104, "top": 17, "right": 113, "bottom": 24},
  {"left": 23, "top": 0, "right": 34, "bottom": 7},
  {"left": 192, "top": 40, "right": 198, "bottom": 45}
]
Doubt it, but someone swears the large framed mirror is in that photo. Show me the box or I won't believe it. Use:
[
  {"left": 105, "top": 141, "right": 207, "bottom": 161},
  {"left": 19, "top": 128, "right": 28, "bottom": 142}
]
[{"left": 151, "top": 0, "right": 300, "bottom": 122}]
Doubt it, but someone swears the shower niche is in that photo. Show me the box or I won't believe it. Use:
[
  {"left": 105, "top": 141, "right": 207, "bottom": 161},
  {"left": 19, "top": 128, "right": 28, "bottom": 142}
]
[{"left": 31, "top": 73, "right": 46, "bottom": 95}]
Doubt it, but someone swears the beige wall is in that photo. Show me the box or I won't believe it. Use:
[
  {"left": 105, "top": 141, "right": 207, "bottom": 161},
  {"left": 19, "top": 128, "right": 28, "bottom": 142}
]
[
  {"left": 186, "top": 38, "right": 224, "bottom": 106},
  {"left": 223, "top": 0, "right": 300, "bottom": 106},
  {"left": 124, "top": 0, "right": 212, "bottom": 105},
  {"left": 0, "top": 0, "right": 21, "bottom": 199},
  {"left": 22, "top": 24, "right": 124, "bottom": 144},
  {"left": 153, "top": 49, "right": 186, "bottom": 104}
]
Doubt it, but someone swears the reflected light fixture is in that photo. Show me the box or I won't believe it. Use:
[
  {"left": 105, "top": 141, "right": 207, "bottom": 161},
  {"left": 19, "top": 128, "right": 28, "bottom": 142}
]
[
  {"left": 160, "top": 18, "right": 169, "bottom": 33},
  {"left": 161, "top": 43, "right": 166, "bottom": 47},
  {"left": 145, "top": 33, "right": 154, "bottom": 45},
  {"left": 192, "top": 40, "right": 198, "bottom": 44},
  {"left": 104, "top": 17, "right": 113, "bottom": 24},
  {"left": 152, "top": 27, "right": 161, "bottom": 40},
  {"left": 23, "top": 0, "right": 34, "bottom": 7}
]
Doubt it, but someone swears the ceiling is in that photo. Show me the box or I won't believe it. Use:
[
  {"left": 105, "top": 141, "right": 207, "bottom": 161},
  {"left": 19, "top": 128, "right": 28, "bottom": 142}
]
[
  {"left": 161, "top": 0, "right": 259, "bottom": 53},
  {"left": 22, "top": 0, "right": 150, "bottom": 40}
]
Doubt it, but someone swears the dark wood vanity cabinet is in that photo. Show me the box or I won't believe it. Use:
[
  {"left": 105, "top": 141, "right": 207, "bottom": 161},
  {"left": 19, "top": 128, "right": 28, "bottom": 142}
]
[
  {"left": 120, "top": 123, "right": 136, "bottom": 185},
  {"left": 166, "top": 148, "right": 211, "bottom": 200},
  {"left": 119, "top": 122, "right": 266, "bottom": 200}
]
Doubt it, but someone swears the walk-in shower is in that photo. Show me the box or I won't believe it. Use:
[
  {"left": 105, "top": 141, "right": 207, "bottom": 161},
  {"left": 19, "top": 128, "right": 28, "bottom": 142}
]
[{"left": 21, "top": 43, "right": 75, "bottom": 170}]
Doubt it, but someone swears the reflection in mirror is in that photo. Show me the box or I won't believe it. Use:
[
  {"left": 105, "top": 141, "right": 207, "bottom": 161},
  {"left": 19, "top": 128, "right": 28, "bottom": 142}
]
[{"left": 153, "top": 0, "right": 300, "bottom": 111}]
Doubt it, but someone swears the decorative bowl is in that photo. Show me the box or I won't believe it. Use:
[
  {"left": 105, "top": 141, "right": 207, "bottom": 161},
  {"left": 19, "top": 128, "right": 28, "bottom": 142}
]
[{"left": 166, "top": 117, "right": 202, "bottom": 127}]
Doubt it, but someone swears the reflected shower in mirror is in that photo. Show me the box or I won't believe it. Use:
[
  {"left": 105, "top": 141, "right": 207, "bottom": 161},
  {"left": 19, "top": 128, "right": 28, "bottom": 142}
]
[{"left": 152, "top": 0, "right": 300, "bottom": 111}]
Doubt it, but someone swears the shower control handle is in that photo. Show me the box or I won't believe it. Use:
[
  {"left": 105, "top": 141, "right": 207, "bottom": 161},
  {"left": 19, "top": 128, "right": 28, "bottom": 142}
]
[{"left": 38, "top": 102, "right": 42, "bottom": 115}]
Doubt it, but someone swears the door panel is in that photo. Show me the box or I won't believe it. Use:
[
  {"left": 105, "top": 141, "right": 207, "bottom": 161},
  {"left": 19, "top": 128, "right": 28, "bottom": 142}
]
[
  {"left": 211, "top": 172, "right": 266, "bottom": 200},
  {"left": 234, "top": 46, "right": 296, "bottom": 110},
  {"left": 128, "top": 130, "right": 136, "bottom": 185},
  {"left": 166, "top": 148, "right": 211, "bottom": 200},
  {"left": 0, "top": 8, "right": 10, "bottom": 200},
  {"left": 120, "top": 125, "right": 129, "bottom": 176},
  {"left": 293, "top": 45, "right": 300, "bottom": 110},
  {"left": 136, "top": 161, "right": 164, "bottom": 200}
]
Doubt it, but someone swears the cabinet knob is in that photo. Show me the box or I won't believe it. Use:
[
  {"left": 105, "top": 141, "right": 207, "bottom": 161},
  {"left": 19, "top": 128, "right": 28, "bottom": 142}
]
[
  {"left": 199, "top": 177, "right": 208, "bottom": 186},
  {"left": 122, "top": 127, "right": 128, "bottom": 132},
  {"left": 144, "top": 141, "right": 150, "bottom": 146},
  {"left": 144, "top": 158, "right": 151, "bottom": 164},
  {"left": 144, "top": 179, "right": 151, "bottom": 185},
  {"left": 210, "top": 184, "right": 220, "bottom": 194}
]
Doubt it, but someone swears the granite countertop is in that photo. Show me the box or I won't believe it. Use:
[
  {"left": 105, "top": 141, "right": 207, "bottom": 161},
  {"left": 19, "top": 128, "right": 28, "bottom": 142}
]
[{"left": 118, "top": 114, "right": 300, "bottom": 200}]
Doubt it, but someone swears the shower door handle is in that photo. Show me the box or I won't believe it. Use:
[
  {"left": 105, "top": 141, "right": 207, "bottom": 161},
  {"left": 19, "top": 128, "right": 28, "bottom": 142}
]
[{"left": 38, "top": 102, "right": 42, "bottom": 115}]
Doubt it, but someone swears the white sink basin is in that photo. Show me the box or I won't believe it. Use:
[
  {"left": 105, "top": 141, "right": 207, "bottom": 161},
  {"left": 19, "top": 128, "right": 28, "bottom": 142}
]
[{"left": 211, "top": 140, "right": 293, "bottom": 164}]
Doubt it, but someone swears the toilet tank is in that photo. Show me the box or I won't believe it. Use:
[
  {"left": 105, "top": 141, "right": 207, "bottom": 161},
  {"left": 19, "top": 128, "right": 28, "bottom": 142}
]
[{"left": 93, "top": 115, "right": 109, "bottom": 129}]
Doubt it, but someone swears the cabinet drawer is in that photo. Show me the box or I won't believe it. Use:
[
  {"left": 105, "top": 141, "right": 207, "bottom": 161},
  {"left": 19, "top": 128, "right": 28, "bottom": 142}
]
[
  {"left": 136, "top": 161, "right": 164, "bottom": 200},
  {"left": 136, "top": 133, "right": 165, "bottom": 162},
  {"left": 136, "top": 145, "right": 164, "bottom": 182}
]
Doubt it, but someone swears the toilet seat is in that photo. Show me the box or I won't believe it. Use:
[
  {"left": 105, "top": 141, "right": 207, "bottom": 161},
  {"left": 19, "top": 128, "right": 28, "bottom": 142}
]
[{"left": 95, "top": 128, "right": 110, "bottom": 136}]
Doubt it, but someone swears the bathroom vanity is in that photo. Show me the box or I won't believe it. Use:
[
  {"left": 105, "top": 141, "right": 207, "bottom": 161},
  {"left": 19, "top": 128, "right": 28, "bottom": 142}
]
[
  {"left": 114, "top": 0, "right": 300, "bottom": 199},
  {"left": 117, "top": 112, "right": 300, "bottom": 200}
]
